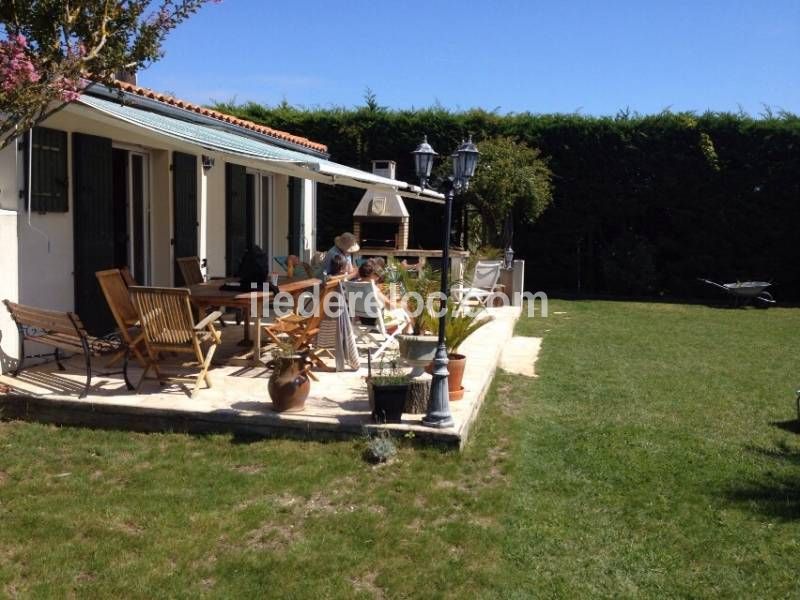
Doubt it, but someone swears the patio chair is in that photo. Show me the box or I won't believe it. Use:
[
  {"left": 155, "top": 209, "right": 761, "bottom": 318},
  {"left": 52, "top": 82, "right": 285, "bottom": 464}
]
[
  {"left": 451, "top": 260, "right": 503, "bottom": 310},
  {"left": 341, "top": 280, "right": 408, "bottom": 359},
  {"left": 176, "top": 256, "right": 204, "bottom": 287},
  {"left": 128, "top": 286, "right": 223, "bottom": 398},
  {"left": 176, "top": 256, "right": 231, "bottom": 327},
  {"left": 95, "top": 269, "right": 147, "bottom": 368},
  {"left": 120, "top": 266, "right": 137, "bottom": 287},
  {"left": 262, "top": 278, "right": 342, "bottom": 378}
]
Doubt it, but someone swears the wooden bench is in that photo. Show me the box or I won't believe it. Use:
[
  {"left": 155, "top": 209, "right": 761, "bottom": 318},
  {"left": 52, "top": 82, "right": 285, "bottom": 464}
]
[{"left": 3, "top": 300, "right": 134, "bottom": 398}]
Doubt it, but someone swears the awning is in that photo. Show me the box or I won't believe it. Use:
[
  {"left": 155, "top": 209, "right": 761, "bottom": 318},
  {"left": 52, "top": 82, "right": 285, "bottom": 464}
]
[{"left": 76, "top": 94, "right": 444, "bottom": 203}]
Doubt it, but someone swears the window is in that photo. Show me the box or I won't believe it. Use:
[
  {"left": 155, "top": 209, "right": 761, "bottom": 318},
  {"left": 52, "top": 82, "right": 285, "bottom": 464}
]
[{"left": 27, "top": 127, "right": 68, "bottom": 213}]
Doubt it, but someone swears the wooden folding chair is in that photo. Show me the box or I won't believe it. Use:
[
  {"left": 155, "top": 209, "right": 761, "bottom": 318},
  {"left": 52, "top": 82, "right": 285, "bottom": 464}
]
[
  {"left": 262, "top": 278, "right": 341, "bottom": 379},
  {"left": 95, "top": 269, "right": 147, "bottom": 368},
  {"left": 176, "top": 256, "right": 204, "bottom": 286},
  {"left": 176, "top": 255, "right": 232, "bottom": 327},
  {"left": 120, "top": 266, "right": 137, "bottom": 287},
  {"left": 129, "top": 286, "right": 222, "bottom": 398}
]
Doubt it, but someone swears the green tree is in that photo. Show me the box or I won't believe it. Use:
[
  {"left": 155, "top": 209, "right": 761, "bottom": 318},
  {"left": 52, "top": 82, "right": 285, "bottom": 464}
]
[
  {"left": 0, "top": 0, "right": 218, "bottom": 147},
  {"left": 463, "top": 136, "right": 553, "bottom": 249}
]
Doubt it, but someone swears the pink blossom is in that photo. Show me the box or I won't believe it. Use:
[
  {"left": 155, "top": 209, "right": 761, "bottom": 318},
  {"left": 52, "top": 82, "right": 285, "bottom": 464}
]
[{"left": 0, "top": 35, "right": 40, "bottom": 93}]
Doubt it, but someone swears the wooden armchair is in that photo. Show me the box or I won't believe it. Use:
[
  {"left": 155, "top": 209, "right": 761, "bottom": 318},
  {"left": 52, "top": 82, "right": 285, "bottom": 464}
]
[
  {"left": 129, "top": 286, "right": 222, "bottom": 398},
  {"left": 95, "top": 269, "right": 147, "bottom": 367}
]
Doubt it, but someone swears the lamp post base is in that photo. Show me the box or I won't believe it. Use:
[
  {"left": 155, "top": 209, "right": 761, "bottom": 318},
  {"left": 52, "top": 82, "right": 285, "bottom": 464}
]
[{"left": 423, "top": 345, "right": 454, "bottom": 429}]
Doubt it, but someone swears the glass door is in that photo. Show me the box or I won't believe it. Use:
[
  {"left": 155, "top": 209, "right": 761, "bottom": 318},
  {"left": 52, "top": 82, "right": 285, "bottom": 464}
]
[{"left": 129, "top": 151, "right": 151, "bottom": 284}]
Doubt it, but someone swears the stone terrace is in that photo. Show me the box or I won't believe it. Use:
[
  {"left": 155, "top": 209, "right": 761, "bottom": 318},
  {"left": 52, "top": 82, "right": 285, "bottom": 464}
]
[{"left": 0, "top": 307, "right": 521, "bottom": 449}]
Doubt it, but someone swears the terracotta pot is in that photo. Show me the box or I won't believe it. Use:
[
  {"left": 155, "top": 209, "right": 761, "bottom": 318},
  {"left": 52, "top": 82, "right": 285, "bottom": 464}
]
[
  {"left": 369, "top": 381, "right": 408, "bottom": 423},
  {"left": 446, "top": 353, "right": 466, "bottom": 400},
  {"left": 268, "top": 356, "right": 310, "bottom": 412},
  {"left": 425, "top": 353, "right": 466, "bottom": 401}
]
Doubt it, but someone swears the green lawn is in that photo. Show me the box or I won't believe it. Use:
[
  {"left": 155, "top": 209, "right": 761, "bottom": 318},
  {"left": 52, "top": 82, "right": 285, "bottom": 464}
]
[{"left": 2, "top": 300, "right": 799, "bottom": 598}]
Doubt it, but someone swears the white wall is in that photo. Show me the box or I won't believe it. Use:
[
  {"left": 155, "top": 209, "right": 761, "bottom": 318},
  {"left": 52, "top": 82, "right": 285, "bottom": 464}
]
[
  {"left": 0, "top": 209, "right": 19, "bottom": 374},
  {"left": 303, "top": 179, "right": 316, "bottom": 259},
  {"left": 205, "top": 152, "right": 227, "bottom": 277},
  {"left": 0, "top": 102, "right": 324, "bottom": 366}
]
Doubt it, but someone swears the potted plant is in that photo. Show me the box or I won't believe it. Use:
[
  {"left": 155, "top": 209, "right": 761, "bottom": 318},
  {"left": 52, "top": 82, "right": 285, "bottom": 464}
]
[
  {"left": 429, "top": 303, "right": 493, "bottom": 400},
  {"left": 367, "top": 354, "right": 410, "bottom": 423},
  {"left": 267, "top": 342, "right": 311, "bottom": 412},
  {"left": 394, "top": 261, "right": 439, "bottom": 373}
]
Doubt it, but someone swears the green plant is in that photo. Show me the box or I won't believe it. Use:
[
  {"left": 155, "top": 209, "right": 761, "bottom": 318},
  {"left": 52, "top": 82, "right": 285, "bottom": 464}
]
[
  {"left": 367, "top": 354, "right": 409, "bottom": 386},
  {"left": 431, "top": 303, "right": 494, "bottom": 354},
  {"left": 394, "top": 262, "right": 439, "bottom": 335},
  {"left": 270, "top": 340, "right": 297, "bottom": 361},
  {"left": 363, "top": 429, "right": 398, "bottom": 464}
]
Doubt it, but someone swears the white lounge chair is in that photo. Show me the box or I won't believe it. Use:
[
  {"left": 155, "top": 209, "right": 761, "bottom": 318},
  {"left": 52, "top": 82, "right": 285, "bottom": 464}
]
[
  {"left": 341, "top": 280, "right": 408, "bottom": 359},
  {"left": 451, "top": 260, "right": 503, "bottom": 309}
]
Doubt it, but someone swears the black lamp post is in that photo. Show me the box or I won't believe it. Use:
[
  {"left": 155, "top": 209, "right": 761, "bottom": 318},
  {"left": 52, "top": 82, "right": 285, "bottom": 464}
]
[{"left": 412, "top": 135, "right": 479, "bottom": 428}]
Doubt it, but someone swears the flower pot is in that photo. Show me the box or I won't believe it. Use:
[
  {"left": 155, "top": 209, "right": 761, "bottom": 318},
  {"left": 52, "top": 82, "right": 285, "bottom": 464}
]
[
  {"left": 369, "top": 381, "right": 409, "bottom": 423},
  {"left": 398, "top": 334, "right": 439, "bottom": 378},
  {"left": 425, "top": 353, "right": 467, "bottom": 401},
  {"left": 446, "top": 353, "right": 466, "bottom": 401},
  {"left": 268, "top": 355, "right": 310, "bottom": 412}
]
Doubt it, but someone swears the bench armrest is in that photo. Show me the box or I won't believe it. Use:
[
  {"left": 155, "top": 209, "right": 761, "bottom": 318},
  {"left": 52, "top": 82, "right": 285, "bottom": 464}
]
[{"left": 195, "top": 310, "right": 224, "bottom": 331}]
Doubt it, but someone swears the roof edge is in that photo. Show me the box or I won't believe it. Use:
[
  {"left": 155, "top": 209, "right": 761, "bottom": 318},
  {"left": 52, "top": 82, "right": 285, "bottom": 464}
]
[{"left": 86, "top": 80, "right": 329, "bottom": 157}]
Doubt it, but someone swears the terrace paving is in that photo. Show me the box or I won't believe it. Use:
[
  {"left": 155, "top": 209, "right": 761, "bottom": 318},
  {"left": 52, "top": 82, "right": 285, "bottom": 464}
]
[{"left": 0, "top": 306, "right": 521, "bottom": 449}]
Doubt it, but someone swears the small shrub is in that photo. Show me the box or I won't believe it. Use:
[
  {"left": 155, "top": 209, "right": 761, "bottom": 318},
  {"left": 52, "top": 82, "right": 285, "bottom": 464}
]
[{"left": 363, "top": 429, "right": 398, "bottom": 464}]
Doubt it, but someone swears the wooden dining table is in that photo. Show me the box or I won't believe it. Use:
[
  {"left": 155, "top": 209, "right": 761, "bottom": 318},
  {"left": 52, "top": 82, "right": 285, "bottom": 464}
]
[{"left": 188, "top": 276, "right": 321, "bottom": 365}]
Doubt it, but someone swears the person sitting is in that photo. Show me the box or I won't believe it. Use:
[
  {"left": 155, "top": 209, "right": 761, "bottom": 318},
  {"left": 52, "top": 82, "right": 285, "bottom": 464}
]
[
  {"left": 321, "top": 232, "right": 359, "bottom": 275},
  {"left": 328, "top": 253, "right": 348, "bottom": 277},
  {"left": 356, "top": 259, "right": 413, "bottom": 333}
]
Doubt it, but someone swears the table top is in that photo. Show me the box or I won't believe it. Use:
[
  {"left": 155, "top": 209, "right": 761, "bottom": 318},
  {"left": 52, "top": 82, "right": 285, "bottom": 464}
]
[{"left": 189, "top": 277, "right": 321, "bottom": 306}]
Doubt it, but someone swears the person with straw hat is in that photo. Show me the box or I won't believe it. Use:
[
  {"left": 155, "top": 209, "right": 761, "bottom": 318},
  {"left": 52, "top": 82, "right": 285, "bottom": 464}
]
[{"left": 321, "top": 232, "right": 359, "bottom": 275}]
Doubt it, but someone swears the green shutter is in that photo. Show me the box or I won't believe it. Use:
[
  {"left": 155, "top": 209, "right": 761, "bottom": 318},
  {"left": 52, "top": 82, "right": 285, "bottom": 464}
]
[
  {"left": 30, "top": 127, "right": 68, "bottom": 212},
  {"left": 173, "top": 152, "right": 198, "bottom": 285},
  {"left": 288, "top": 177, "right": 303, "bottom": 256},
  {"left": 225, "top": 162, "right": 249, "bottom": 276}
]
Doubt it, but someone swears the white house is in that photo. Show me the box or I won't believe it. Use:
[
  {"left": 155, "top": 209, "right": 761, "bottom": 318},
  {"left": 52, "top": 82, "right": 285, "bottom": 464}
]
[{"left": 0, "top": 81, "right": 442, "bottom": 371}]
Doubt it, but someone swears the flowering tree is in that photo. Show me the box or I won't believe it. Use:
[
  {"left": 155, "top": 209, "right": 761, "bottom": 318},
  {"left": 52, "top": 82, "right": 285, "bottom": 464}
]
[{"left": 0, "top": 0, "right": 218, "bottom": 147}]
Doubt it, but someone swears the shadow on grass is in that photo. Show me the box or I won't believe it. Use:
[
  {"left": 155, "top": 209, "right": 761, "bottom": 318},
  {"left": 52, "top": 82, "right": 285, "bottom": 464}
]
[
  {"left": 724, "top": 442, "right": 800, "bottom": 520},
  {"left": 771, "top": 419, "right": 800, "bottom": 435}
]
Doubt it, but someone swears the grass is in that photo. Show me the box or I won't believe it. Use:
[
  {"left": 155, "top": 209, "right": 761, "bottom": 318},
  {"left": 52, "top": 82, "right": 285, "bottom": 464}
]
[{"left": 2, "top": 300, "right": 800, "bottom": 597}]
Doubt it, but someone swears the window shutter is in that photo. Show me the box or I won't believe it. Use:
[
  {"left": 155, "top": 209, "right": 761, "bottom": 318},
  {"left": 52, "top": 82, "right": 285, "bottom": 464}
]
[{"left": 29, "top": 127, "right": 69, "bottom": 213}]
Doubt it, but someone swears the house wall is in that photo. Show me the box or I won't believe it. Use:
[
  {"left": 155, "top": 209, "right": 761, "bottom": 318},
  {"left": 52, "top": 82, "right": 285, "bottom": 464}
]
[
  {"left": 0, "top": 208, "right": 19, "bottom": 374},
  {"left": 205, "top": 152, "right": 227, "bottom": 277},
  {"left": 150, "top": 149, "right": 172, "bottom": 285},
  {"left": 0, "top": 102, "right": 321, "bottom": 367},
  {"left": 303, "top": 179, "right": 316, "bottom": 260}
]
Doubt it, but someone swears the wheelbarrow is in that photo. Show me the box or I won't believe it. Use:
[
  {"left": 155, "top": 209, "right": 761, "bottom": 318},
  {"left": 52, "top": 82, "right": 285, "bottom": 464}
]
[{"left": 697, "top": 278, "right": 776, "bottom": 308}]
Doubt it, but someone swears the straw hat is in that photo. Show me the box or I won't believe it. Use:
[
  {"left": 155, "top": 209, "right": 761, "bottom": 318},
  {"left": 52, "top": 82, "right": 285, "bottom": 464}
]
[{"left": 335, "top": 232, "right": 360, "bottom": 253}]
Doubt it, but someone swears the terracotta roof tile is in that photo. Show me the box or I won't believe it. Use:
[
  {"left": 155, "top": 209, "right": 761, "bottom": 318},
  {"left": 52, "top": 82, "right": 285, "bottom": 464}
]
[{"left": 111, "top": 80, "right": 328, "bottom": 153}]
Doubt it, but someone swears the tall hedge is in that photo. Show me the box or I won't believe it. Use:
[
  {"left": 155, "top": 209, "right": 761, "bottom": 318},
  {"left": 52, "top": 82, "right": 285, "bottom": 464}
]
[{"left": 215, "top": 101, "right": 800, "bottom": 300}]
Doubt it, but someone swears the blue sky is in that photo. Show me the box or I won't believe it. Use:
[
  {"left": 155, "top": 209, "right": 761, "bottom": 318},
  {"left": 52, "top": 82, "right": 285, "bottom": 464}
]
[{"left": 140, "top": 0, "right": 800, "bottom": 116}]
